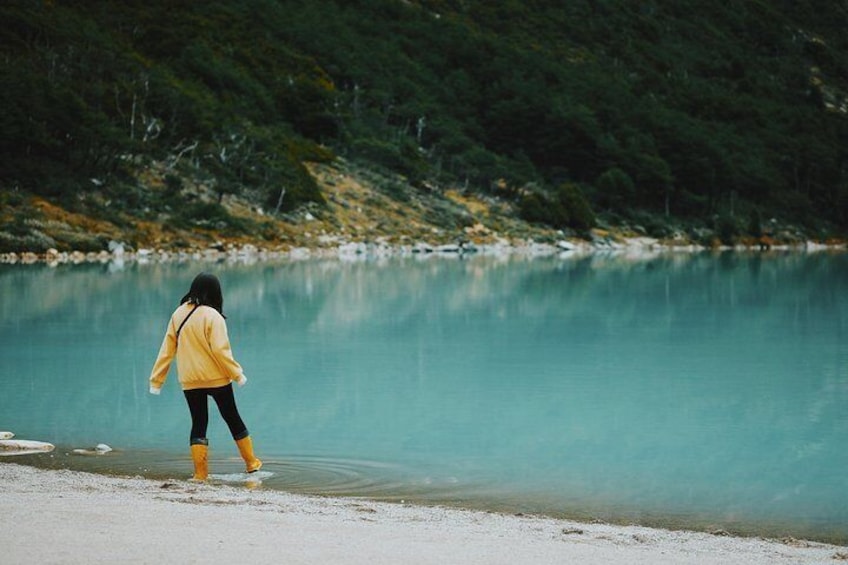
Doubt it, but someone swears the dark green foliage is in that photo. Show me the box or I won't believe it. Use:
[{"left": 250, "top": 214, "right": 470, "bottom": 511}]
[
  {"left": 557, "top": 183, "right": 596, "bottom": 234},
  {"left": 350, "top": 138, "right": 427, "bottom": 182},
  {"left": 518, "top": 193, "right": 555, "bottom": 227},
  {"left": 0, "top": 1, "right": 334, "bottom": 214},
  {"left": 164, "top": 175, "right": 183, "bottom": 193},
  {"left": 175, "top": 201, "right": 251, "bottom": 235},
  {"left": 596, "top": 168, "right": 636, "bottom": 210},
  {"left": 715, "top": 215, "right": 739, "bottom": 246},
  {"left": 1, "top": 0, "right": 847, "bottom": 233},
  {"left": 748, "top": 209, "right": 763, "bottom": 238},
  {"left": 520, "top": 183, "right": 595, "bottom": 234},
  {"left": 262, "top": 159, "right": 324, "bottom": 215}
]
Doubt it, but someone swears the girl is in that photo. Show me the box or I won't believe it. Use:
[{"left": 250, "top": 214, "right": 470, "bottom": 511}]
[{"left": 149, "top": 272, "right": 261, "bottom": 480}]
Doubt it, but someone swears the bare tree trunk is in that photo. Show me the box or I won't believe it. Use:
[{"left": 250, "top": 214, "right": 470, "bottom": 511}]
[
  {"left": 130, "top": 93, "right": 137, "bottom": 141},
  {"left": 274, "top": 187, "right": 286, "bottom": 214},
  {"left": 167, "top": 140, "right": 198, "bottom": 170},
  {"left": 416, "top": 116, "right": 426, "bottom": 146}
]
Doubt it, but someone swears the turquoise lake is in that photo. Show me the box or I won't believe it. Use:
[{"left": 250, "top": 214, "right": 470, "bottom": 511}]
[{"left": 1, "top": 251, "right": 847, "bottom": 542}]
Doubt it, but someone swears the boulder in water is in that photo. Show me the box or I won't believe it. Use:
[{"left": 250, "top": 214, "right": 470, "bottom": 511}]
[
  {"left": 0, "top": 439, "right": 55, "bottom": 455},
  {"left": 72, "top": 443, "right": 113, "bottom": 456}
]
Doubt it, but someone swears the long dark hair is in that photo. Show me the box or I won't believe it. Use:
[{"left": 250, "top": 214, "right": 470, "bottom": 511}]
[{"left": 180, "top": 273, "right": 225, "bottom": 317}]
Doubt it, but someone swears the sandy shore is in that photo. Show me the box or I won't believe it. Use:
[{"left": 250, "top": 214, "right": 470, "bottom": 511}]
[{"left": 1, "top": 463, "right": 844, "bottom": 564}]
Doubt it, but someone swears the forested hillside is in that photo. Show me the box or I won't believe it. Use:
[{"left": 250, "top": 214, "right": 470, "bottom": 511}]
[{"left": 2, "top": 0, "right": 847, "bottom": 251}]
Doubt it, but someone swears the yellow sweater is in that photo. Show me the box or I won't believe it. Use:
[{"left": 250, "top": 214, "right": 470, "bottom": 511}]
[{"left": 149, "top": 303, "right": 244, "bottom": 391}]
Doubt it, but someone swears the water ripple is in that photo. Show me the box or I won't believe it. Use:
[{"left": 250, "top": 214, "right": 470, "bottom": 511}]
[{"left": 255, "top": 456, "right": 415, "bottom": 496}]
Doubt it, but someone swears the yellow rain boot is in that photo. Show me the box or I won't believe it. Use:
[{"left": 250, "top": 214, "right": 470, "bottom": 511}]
[
  {"left": 190, "top": 443, "right": 209, "bottom": 481},
  {"left": 235, "top": 436, "right": 262, "bottom": 473}
]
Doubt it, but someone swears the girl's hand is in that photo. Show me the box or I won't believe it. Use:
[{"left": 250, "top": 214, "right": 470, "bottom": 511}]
[
  {"left": 149, "top": 386, "right": 161, "bottom": 395},
  {"left": 237, "top": 374, "right": 248, "bottom": 387}
]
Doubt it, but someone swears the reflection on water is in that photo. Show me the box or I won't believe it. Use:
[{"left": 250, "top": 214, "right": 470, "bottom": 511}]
[{"left": 1, "top": 251, "right": 847, "bottom": 542}]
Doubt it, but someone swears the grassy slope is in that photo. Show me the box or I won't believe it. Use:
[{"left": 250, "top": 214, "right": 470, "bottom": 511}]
[
  {"left": 1, "top": 159, "right": 563, "bottom": 254},
  {"left": 4, "top": 155, "right": 833, "bottom": 257}
]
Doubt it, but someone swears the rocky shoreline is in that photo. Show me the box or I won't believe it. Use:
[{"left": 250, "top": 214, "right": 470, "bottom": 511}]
[{"left": 2, "top": 233, "right": 845, "bottom": 266}]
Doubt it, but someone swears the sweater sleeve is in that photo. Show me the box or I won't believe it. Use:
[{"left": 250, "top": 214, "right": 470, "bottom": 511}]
[
  {"left": 149, "top": 318, "right": 177, "bottom": 391},
  {"left": 208, "top": 313, "right": 244, "bottom": 382}
]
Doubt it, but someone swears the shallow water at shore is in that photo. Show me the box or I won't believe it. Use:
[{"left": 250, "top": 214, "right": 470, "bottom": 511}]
[{"left": 2, "top": 251, "right": 847, "bottom": 543}]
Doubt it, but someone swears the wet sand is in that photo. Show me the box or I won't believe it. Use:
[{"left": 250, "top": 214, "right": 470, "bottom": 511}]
[{"left": 1, "top": 462, "right": 844, "bottom": 564}]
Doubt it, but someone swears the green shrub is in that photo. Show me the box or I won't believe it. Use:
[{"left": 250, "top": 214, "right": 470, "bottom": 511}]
[
  {"left": 715, "top": 215, "right": 739, "bottom": 245},
  {"left": 595, "top": 168, "right": 635, "bottom": 209},
  {"left": 263, "top": 152, "right": 325, "bottom": 214},
  {"left": 376, "top": 179, "right": 411, "bottom": 203},
  {"left": 350, "top": 137, "right": 427, "bottom": 182},
  {"left": 557, "top": 183, "right": 596, "bottom": 234},
  {"left": 0, "top": 230, "right": 56, "bottom": 253},
  {"left": 53, "top": 231, "right": 108, "bottom": 252},
  {"left": 747, "top": 208, "right": 762, "bottom": 237},
  {"left": 519, "top": 183, "right": 595, "bottom": 234},
  {"left": 164, "top": 174, "right": 184, "bottom": 193},
  {"left": 286, "top": 139, "right": 335, "bottom": 164},
  {"left": 519, "top": 192, "right": 564, "bottom": 227},
  {"left": 176, "top": 201, "right": 251, "bottom": 234}
]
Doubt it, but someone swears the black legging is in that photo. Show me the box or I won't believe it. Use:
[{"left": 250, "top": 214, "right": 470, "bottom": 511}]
[{"left": 183, "top": 384, "right": 248, "bottom": 445}]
